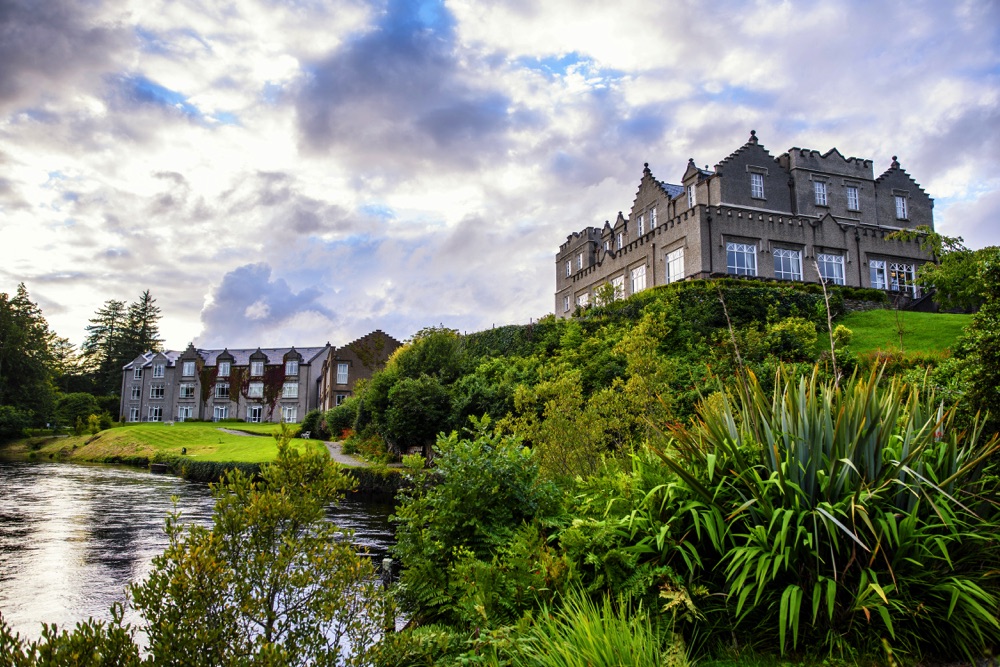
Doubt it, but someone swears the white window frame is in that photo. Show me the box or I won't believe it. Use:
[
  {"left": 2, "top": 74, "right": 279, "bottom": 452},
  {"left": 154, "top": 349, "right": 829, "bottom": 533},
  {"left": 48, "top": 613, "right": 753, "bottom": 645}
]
[
  {"left": 814, "top": 180, "right": 828, "bottom": 206},
  {"left": 282, "top": 406, "right": 298, "bottom": 423},
  {"left": 336, "top": 363, "right": 349, "bottom": 385},
  {"left": 576, "top": 253, "right": 583, "bottom": 271},
  {"left": 666, "top": 247, "right": 685, "bottom": 284},
  {"left": 182, "top": 360, "right": 195, "bottom": 377},
  {"left": 616, "top": 233, "right": 623, "bottom": 249},
  {"left": 179, "top": 383, "right": 195, "bottom": 399},
  {"left": 133, "top": 368, "right": 142, "bottom": 379},
  {"left": 817, "top": 254, "right": 846, "bottom": 286},
  {"left": 147, "top": 406, "right": 162, "bottom": 422},
  {"left": 249, "top": 360, "right": 263, "bottom": 376},
  {"left": 687, "top": 184, "right": 695, "bottom": 208},
  {"left": 247, "top": 405, "right": 263, "bottom": 423},
  {"left": 130, "top": 385, "right": 141, "bottom": 400},
  {"left": 631, "top": 265, "right": 647, "bottom": 293},
  {"left": 213, "top": 405, "right": 228, "bottom": 421},
  {"left": 636, "top": 213, "right": 644, "bottom": 236},
  {"left": 650, "top": 207, "right": 657, "bottom": 228},
  {"left": 870, "top": 259, "right": 888, "bottom": 290},
  {"left": 215, "top": 382, "right": 230, "bottom": 400},
  {"left": 149, "top": 384, "right": 165, "bottom": 399},
  {"left": 282, "top": 382, "right": 299, "bottom": 399},
  {"left": 750, "top": 172, "right": 765, "bottom": 199},
  {"left": 889, "top": 262, "right": 917, "bottom": 295},
  {"left": 217, "top": 361, "right": 231, "bottom": 377},
  {"left": 285, "top": 360, "right": 299, "bottom": 376},
  {"left": 177, "top": 406, "right": 193, "bottom": 422},
  {"left": 336, "top": 394, "right": 347, "bottom": 406},
  {"left": 612, "top": 275, "right": 625, "bottom": 300},
  {"left": 895, "top": 195, "right": 908, "bottom": 220},
  {"left": 576, "top": 292, "right": 589, "bottom": 308},
  {"left": 153, "top": 363, "right": 165, "bottom": 378},
  {"left": 773, "top": 248, "right": 803, "bottom": 281},
  {"left": 128, "top": 406, "right": 139, "bottom": 423},
  {"left": 565, "top": 260, "right": 571, "bottom": 277},
  {"left": 727, "top": 242, "right": 757, "bottom": 276},
  {"left": 248, "top": 381, "right": 263, "bottom": 398},
  {"left": 846, "top": 186, "right": 860, "bottom": 211},
  {"left": 603, "top": 240, "right": 609, "bottom": 251},
  {"left": 562, "top": 295, "right": 570, "bottom": 312}
]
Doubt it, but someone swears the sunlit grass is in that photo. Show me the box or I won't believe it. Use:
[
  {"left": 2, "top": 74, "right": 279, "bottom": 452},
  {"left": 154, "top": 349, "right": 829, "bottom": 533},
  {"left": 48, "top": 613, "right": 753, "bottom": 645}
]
[{"left": 834, "top": 309, "right": 971, "bottom": 354}]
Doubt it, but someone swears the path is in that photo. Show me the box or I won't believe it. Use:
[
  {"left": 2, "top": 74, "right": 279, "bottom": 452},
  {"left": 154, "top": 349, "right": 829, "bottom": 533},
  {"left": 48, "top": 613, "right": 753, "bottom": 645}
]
[{"left": 214, "top": 427, "right": 372, "bottom": 467}]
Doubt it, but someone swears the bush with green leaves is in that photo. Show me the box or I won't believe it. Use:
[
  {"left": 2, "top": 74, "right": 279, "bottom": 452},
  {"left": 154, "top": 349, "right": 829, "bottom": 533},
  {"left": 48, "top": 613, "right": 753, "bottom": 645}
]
[{"left": 642, "top": 368, "right": 1000, "bottom": 660}]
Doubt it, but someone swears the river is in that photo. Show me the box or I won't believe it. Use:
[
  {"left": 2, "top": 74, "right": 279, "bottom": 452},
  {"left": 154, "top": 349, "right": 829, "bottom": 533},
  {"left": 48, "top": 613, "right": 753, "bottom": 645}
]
[{"left": 0, "top": 460, "right": 396, "bottom": 641}]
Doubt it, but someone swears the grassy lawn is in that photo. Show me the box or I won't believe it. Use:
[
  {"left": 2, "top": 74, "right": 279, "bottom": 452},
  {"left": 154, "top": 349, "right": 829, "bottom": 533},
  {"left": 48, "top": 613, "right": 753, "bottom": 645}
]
[
  {"left": 2, "top": 421, "right": 327, "bottom": 464},
  {"left": 833, "top": 309, "right": 971, "bottom": 355}
]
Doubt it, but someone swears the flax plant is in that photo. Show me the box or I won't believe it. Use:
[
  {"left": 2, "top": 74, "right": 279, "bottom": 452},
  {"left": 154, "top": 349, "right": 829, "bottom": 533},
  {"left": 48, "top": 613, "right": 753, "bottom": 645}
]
[{"left": 651, "top": 367, "right": 1000, "bottom": 660}]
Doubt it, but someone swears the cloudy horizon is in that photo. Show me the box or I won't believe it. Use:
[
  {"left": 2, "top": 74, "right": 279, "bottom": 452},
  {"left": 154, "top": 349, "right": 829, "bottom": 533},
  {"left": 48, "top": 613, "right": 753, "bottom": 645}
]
[{"left": 2, "top": 0, "right": 998, "bottom": 351}]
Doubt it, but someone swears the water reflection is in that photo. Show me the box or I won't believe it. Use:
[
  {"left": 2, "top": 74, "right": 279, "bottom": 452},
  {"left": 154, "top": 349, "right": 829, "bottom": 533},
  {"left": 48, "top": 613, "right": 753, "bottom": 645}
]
[{"left": 0, "top": 461, "right": 396, "bottom": 641}]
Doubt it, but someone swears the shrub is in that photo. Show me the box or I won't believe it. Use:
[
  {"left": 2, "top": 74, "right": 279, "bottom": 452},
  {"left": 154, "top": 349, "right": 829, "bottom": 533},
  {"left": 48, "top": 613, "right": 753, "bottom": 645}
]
[
  {"left": 0, "top": 405, "right": 31, "bottom": 442},
  {"left": 325, "top": 397, "right": 358, "bottom": 439},
  {"left": 56, "top": 392, "right": 100, "bottom": 429},
  {"left": 300, "top": 408, "right": 330, "bottom": 440}
]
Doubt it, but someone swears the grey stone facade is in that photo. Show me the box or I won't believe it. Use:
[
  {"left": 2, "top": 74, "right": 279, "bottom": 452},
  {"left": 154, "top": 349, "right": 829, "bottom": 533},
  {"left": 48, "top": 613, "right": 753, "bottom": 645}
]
[
  {"left": 555, "top": 131, "right": 934, "bottom": 317},
  {"left": 318, "top": 330, "right": 401, "bottom": 412}
]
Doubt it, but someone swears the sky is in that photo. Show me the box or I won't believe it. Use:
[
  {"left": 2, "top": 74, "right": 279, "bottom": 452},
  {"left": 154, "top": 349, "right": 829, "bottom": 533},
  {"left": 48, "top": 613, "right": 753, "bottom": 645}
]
[{"left": 1, "top": 0, "right": 998, "bottom": 351}]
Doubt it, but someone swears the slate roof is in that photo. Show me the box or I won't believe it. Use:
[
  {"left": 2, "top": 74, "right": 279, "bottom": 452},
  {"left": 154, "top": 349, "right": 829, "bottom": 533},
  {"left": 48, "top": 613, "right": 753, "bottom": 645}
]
[{"left": 125, "top": 346, "right": 329, "bottom": 370}]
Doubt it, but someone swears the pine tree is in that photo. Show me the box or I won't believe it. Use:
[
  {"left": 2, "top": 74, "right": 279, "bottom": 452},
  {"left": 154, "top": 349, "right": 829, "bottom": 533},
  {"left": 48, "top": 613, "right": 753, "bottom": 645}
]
[
  {"left": 0, "top": 284, "right": 58, "bottom": 425},
  {"left": 82, "top": 291, "right": 163, "bottom": 396}
]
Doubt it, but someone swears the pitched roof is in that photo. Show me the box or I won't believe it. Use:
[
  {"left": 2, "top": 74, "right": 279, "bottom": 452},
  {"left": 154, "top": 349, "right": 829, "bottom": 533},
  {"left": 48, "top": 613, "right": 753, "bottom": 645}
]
[{"left": 125, "top": 345, "right": 329, "bottom": 369}]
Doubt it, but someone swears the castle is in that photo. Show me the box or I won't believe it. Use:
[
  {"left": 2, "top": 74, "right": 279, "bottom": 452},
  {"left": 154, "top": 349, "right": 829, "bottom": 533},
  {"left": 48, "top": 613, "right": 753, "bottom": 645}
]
[{"left": 555, "top": 131, "right": 934, "bottom": 315}]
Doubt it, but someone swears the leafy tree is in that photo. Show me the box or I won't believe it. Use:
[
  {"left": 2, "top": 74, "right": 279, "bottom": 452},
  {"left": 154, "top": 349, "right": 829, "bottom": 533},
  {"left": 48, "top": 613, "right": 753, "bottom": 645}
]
[
  {"left": 82, "top": 291, "right": 163, "bottom": 396},
  {"left": 952, "top": 247, "right": 1000, "bottom": 435},
  {"left": 383, "top": 374, "right": 453, "bottom": 454},
  {"left": 0, "top": 405, "right": 32, "bottom": 442},
  {"left": 0, "top": 284, "right": 58, "bottom": 425},
  {"left": 887, "top": 226, "right": 994, "bottom": 311},
  {"left": 56, "top": 392, "right": 100, "bottom": 429}
]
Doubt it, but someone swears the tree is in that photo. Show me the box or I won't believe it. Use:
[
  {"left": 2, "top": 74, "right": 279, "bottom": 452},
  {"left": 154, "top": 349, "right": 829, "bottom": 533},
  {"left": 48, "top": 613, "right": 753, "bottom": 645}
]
[
  {"left": 124, "top": 290, "right": 163, "bottom": 356},
  {"left": 0, "top": 284, "right": 58, "bottom": 425},
  {"left": 952, "top": 247, "right": 1000, "bottom": 436},
  {"left": 82, "top": 291, "right": 163, "bottom": 396},
  {"left": 886, "top": 226, "right": 994, "bottom": 311}
]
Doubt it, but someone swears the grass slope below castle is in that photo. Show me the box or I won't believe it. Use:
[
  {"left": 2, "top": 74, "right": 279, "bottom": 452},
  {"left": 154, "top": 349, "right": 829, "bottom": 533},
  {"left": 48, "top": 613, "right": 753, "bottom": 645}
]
[
  {"left": 834, "top": 308, "right": 971, "bottom": 354},
  {"left": 1, "top": 421, "right": 326, "bottom": 465}
]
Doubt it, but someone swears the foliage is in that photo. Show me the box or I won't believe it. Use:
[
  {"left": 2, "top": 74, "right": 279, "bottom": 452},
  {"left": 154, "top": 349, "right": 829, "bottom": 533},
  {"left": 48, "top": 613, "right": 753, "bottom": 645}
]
[
  {"left": 300, "top": 408, "right": 331, "bottom": 440},
  {"left": 81, "top": 291, "right": 163, "bottom": 396},
  {"left": 648, "top": 368, "right": 1000, "bottom": 659},
  {"left": 0, "top": 405, "right": 32, "bottom": 443},
  {"left": 0, "top": 284, "right": 58, "bottom": 425},
  {"left": 261, "top": 365, "right": 287, "bottom": 421},
  {"left": 325, "top": 396, "right": 359, "bottom": 438},
  {"left": 130, "top": 427, "right": 387, "bottom": 666},
  {"left": 384, "top": 375, "right": 452, "bottom": 454},
  {"left": 886, "top": 226, "right": 993, "bottom": 312},
  {"left": 0, "top": 603, "right": 143, "bottom": 667},
  {"left": 56, "top": 393, "right": 100, "bottom": 429}
]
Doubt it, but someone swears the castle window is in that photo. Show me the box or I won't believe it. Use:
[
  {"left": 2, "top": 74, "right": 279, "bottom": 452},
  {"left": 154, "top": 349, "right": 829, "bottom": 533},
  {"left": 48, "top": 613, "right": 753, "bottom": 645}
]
[
  {"left": 750, "top": 172, "right": 765, "bottom": 199},
  {"left": 666, "top": 248, "right": 685, "bottom": 284},
  {"left": 336, "top": 394, "right": 347, "bottom": 406},
  {"left": 889, "top": 262, "right": 917, "bottom": 295},
  {"left": 817, "top": 254, "right": 845, "bottom": 285},
  {"left": 631, "top": 265, "right": 647, "bottom": 293},
  {"left": 182, "top": 361, "right": 195, "bottom": 376},
  {"left": 773, "top": 248, "right": 802, "bottom": 281},
  {"left": 612, "top": 276, "right": 625, "bottom": 299},
  {"left": 650, "top": 207, "right": 657, "bottom": 228},
  {"left": 727, "top": 242, "right": 757, "bottom": 276},
  {"left": 870, "top": 260, "right": 887, "bottom": 289},
  {"left": 846, "top": 186, "right": 860, "bottom": 211},
  {"left": 687, "top": 185, "right": 696, "bottom": 208},
  {"left": 576, "top": 253, "right": 583, "bottom": 271},
  {"left": 895, "top": 195, "right": 908, "bottom": 220},
  {"left": 814, "top": 181, "right": 828, "bottom": 206},
  {"left": 616, "top": 233, "right": 623, "bottom": 249},
  {"left": 604, "top": 240, "right": 609, "bottom": 251},
  {"left": 562, "top": 295, "right": 570, "bottom": 312},
  {"left": 565, "top": 260, "right": 571, "bottom": 277},
  {"left": 637, "top": 213, "right": 644, "bottom": 236},
  {"left": 337, "top": 363, "right": 349, "bottom": 385},
  {"left": 576, "top": 293, "right": 589, "bottom": 308}
]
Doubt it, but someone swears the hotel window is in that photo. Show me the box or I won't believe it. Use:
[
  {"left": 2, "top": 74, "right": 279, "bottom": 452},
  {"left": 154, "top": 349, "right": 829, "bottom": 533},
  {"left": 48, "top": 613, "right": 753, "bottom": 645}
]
[
  {"left": 217, "top": 361, "right": 231, "bottom": 377},
  {"left": 149, "top": 384, "right": 165, "bottom": 399},
  {"left": 576, "top": 253, "right": 583, "bottom": 271},
  {"left": 577, "top": 293, "right": 590, "bottom": 308},
  {"left": 687, "top": 184, "right": 695, "bottom": 208},
  {"left": 177, "top": 406, "right": 193, "bottom": 422},
  {"left": 727, "top": 242, "right": 757, "bottom": 276},
  {"left": 128, "top": 407, "right": 139, "bottom": 422},
  {"left": 612, "top": 275, "right": 625, "bottom": 300},
  {"left": 814, "top": 180, "right": 828, "bottom": 206},
  {"left": 250, "top": 360, "right": 264, "bottom": 376},
  {"left": 636, "top": 213, "right": 644, "bottom": 236},
  {"left": 147, "top": 406, "right": 162, "bottom": 422},
  {"left": 282, "top": 406, "right": 298, "bottom": 423},
  {"left": 870, "top": 260, "right": 888, "bottom": 290},
  {"left": 650, "top": 206, "right": 657, "bottom": 228},
  {"left": 773, "top": 248, "right": 802, "bottom": 281},
  {"left": 183, "top": 361, "right": 196, "bottom": 376},
  {"left": 337, "top": 363, "right": 349, "bottom": 385},
  {"left": 285, "top": 360, "right": 299, "bottom": 376},
  {"left": 282, "top": 382, "right": 299, "bottom": 399},
  {"left": 153, "top": 363, "right": 165, "bottom": 378},
  {"left": 562, "top": 295, "right": 570, "bottom": 312},
  {"left": 247, "top": 406, "right": 263, "bottom": 423},
  {"left": 817, "top": 254, "right": 846, "bottom": 286},
  {"left": 133, "top": 368, "right": 142, "bottom": 379},
  {"left": 213, "top": 406, "right": 228, "bottom": 421},
  {"left": 179, "top": 383, "right": 195, "bottom": 399},
  {"left": 846, "top": 186, "right": 860, "bottom": 211},
  {"left": 895, "top": 195, "right": 908, "bottom": 220},
  {"left": 130, "top": 385, "right": 141, "bottom": 400},
  {"left": 215, "top": 382, "right": 230, "bottom": 399},
  {"left": 889, "top": 262, "right": 917, "bottom": 295},
  {"left": 565, "top": 260, "right": 571, "bottom": 277},
  {"left": 631, "top": 265, "right": 647, "bottom": 293},
  {"left": 750, "top": 172, "right": 765, "bottom": 199},
  {"left": 248, "top": 381, "right": 263, "bottom": 398},
  {"left": 666, "top": 247, "right": 685, "bottom": 284},
  {"left": 336, "top": 394, "right": 347, "bottom": 406}
]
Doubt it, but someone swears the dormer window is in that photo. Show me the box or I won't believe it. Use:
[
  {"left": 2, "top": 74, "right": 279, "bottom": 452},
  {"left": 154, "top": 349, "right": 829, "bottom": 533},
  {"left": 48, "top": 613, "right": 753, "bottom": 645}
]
[
  {"left": 182, "top": 361, "right": 195, "bottom": 377},
  {"left": 250, "top": 360, "right": 264, "bottom": 376},
  {"left": 218, "top": 361, "right": 231, "bottom": 377},
  {"left": 285, "top": 360, "right": 299, "bottom": 376},
  {"left": 153, "top": 363, "right": 165, "bottom": 378}
]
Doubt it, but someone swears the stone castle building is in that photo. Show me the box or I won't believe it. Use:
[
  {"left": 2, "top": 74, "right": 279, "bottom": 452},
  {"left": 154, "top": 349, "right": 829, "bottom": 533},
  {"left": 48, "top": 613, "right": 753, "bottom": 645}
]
[
  {"left": 119, "top": 330, "right": 400, "bottom": 423},
  {"left": 555, "top": 131, "right": 934, "bottom": 316}
]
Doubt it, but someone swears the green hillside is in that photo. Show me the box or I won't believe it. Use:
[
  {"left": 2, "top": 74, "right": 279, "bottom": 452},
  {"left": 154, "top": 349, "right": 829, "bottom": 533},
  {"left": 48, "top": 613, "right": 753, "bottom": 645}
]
[{"left": 836, "top": 309, "right": 972, "bottom": 354}]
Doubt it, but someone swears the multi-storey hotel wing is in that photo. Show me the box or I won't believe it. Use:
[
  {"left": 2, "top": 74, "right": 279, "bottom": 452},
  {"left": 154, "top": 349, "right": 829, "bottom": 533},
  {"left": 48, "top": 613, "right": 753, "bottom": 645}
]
[{"left": 556, "top": 131, "right": 934, "bottom": 316}]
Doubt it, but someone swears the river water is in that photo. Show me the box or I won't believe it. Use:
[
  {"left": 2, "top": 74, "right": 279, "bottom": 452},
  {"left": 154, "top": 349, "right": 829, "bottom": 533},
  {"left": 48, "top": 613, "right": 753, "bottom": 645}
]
[{"left": 0, "top": 460, "right": 396, "bottom": 641}]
